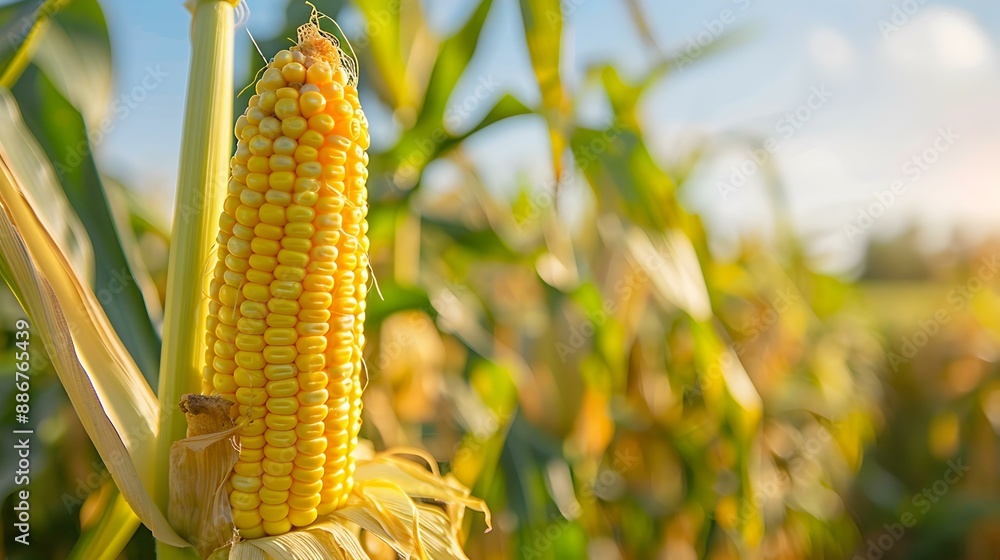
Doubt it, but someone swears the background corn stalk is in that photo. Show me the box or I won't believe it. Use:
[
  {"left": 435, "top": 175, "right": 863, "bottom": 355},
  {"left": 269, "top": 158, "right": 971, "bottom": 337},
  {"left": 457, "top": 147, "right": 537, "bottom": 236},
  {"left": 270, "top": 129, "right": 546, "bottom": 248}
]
[{"left": 0, "top": 1, "right": 998, "bottom": 559}]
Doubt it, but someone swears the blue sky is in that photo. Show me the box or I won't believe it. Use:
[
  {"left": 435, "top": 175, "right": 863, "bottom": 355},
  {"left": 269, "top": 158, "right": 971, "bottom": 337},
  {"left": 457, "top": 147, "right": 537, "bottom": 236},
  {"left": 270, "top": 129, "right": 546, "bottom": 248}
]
[{"left": 93, "top": 0, "right": 1000, "bottom": 270}]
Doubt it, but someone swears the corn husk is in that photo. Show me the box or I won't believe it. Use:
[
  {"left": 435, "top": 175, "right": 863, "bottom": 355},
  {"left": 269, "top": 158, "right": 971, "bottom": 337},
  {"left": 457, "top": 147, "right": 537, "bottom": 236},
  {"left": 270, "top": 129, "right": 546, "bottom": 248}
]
[
  {"left": 226, "top": 451, "right": 490, "bottom": 559},
  {"left": 169, "top": 395, "right": 240, "bottom": 558}
]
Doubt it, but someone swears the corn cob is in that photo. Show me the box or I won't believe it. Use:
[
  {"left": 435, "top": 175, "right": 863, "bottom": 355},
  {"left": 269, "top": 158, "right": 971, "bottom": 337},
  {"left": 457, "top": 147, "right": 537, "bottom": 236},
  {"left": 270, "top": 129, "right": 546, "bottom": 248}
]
[{"left": 203, "top": 20, "right": 369, "bottom": 539}]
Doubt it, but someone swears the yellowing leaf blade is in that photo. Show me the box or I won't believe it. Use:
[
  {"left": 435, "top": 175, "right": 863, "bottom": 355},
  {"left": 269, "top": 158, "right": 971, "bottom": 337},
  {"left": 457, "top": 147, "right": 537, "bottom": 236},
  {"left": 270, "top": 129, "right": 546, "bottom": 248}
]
[{"left": 0, "top": 88, "right": 187, "bottom": 548}]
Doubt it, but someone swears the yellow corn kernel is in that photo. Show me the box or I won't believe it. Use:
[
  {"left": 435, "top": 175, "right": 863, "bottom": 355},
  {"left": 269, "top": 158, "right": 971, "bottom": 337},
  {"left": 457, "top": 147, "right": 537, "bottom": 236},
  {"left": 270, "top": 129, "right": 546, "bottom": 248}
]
[
  {"left": 288, "top": 508, "right": 318, "bottom": 528},
  {"left": 267, "top": 298, "right": 299, "bottom": 315},
  {"left": 275, "top": 265, "right": 307, "bottom": 282},
  {"left": 266, "top": 313, "right": 298, "bottom": 328},
  {"left": 265, "top": 397, "right": 299, "bottom": 415},
  {"left": 263, "top": 473, "right": 294, "bottom": 492},
  {"left": 264, "top": 429, "right": 297, "bottom": 448},
  {"left": 264, "top": 364, "right": 296, "bottom": 381},
  {"left": 240, "top": 419, "right": 267, "bottom": 437},
  {"left": 242, "top": 283, "right": 270, "bottom": 303},
  {"left": 259, "top": 68, "right": 286, "bottom": 91},
  {"left": 295, "top": 353, "right": 325, "bottom": 373},
  {"left": 276, "top": 86, "right": 299, "bottom": 101},
  {"left": 298, "top": 371, "right": 327, "bottom": 392},
  {"left": 232, "top": 508, "right": 263, "bottom": 528},
  {"left": 230, "top": 490, "right": 262, "bottom": 510},
  {"left": 270, "top": 281, "right": 304, "bottom": 299},
  {"left": 213, "top": 374, "right": 237, "bottom": 394},
  {"left": 258, "top": 487, "right": 289, "bottom": 505},
  {"left": 290, "top": 479, "right": 323, "bottom": 497},
  {"left": 295, "top": 422, "right": 325, "bottom": 440},
  {"left": 236, "top": 387, "right": 267, "bottom": 406},
  {"left": 237, "top": 315, "right": 267, "bottom": 333},
  {"left": 266, "top": 378, "right": 299, "bottom": 398},
  {"left": 277, "top": 249, "right": 310, "bottom": 269},
  {"left": 292, "top": 464, "right": 324, "bottom": 483},
  {"left": 238, "top": 404, "right": 267, "bottom": 420},
  {"left": 264, "top": 190, "right": 291, "bottom": 207},
  {"left": 270, "top": 154, "right": 297, "bottom": 172},
  {"left": 299, "top": 309, "right": 330, "bottom": 323},
  {"left": 297, "top": 389, "right": 329, "bottom": 407},
  {"left": 263, "top": 458, "right": 294, "bottom": 477},
  {"left": 234, "top": 368, "right": 266, "bottom": 388},
  {"left": 231, "top": 475, "right": 263, "bottom": 493},
  {"left": 251, "top": 237, "right": 280, "bottom": 256},
  {"left": 264, "top": 444, "right": 297, "bottom": 464},
  {"left": 264, "top": 346, "right": 296, "bottom": 364},
  {"left": 293, "top": 452, "right": 325, "bottom": 471},
  {"left": 236, "top": 334, "right": 265, "bottom": 353},
  {"left": 235, "top": 351, "right": 266, "bottom": 371},
  {"left": 288, "top": 492, "right": 321, "bottom": 510},
  {"left": 281, "top": 62, "right": 306, "bottom": 84},
  {"left": 296, "top": 437, "right": 326, "bottom": 456},
  {"left": 265, "top": 414, "right": 297, "bottom": 431},
  {"left": 249, "top": 254, "right": 277, "bottom": 273},
  {"left": 239, "top": 435, "right": 266, "bottom": 450},
  {"left": 286, "top": 204, "right": 315, "bottom": 223},
  {"left": 297, "top": 405, "right": 327, "bottom": 424},
  {"left": 263, "top": 519, "right": 292, "bottom": 536},
  {"left": 281, "top": 116, "right": 308, "bottom": 138},
  {"left": 259, "top": 503, "right": 290, "bottom": 523},
  {"left": 240, "top": 448, "right": 265, "bottom": 463}
]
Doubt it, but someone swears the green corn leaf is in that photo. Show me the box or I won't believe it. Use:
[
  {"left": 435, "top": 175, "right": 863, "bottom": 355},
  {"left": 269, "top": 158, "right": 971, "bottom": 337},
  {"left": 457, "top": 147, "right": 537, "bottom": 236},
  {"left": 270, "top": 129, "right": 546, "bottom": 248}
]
[{"left": 12, "top": 65, "right": 162, "bottom": 383}]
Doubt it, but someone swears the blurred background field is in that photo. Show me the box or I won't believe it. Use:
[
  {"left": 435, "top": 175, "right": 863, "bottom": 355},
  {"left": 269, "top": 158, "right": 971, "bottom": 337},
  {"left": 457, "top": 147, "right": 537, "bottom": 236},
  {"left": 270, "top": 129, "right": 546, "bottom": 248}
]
[{"left": 2, "top": 0, "right": 1000, "bottom": 558}]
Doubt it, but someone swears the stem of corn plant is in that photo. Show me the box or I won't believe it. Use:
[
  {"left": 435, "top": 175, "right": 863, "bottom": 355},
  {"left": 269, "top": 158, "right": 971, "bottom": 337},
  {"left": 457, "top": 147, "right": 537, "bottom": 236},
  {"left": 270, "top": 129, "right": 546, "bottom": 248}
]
[
  {"left": 156, "top": 0, "right": 238, "bottom": 557},
  {"left": 0, "top": 0, "right": 69, "bottom": 89}
]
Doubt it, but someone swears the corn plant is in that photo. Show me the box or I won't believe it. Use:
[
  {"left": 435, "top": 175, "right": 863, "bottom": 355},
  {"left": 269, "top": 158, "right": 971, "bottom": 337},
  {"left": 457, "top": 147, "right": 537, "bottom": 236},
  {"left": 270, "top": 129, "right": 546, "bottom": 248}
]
[{"left": 0, "top": 1, "right": 486, "bottom": 558}]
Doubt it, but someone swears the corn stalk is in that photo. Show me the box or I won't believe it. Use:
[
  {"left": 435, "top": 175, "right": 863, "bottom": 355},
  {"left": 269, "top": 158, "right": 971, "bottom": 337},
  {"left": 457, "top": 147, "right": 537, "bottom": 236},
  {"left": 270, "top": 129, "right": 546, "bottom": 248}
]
[{"left": 155, "top": 0, "right": 238, "bottom": 557}]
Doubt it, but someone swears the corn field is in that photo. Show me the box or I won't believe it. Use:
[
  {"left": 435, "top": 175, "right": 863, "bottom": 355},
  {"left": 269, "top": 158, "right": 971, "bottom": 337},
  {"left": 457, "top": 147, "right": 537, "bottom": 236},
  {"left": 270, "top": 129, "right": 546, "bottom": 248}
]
[{"left": 0, "top": 0, "right": 998, "bottom": 559}]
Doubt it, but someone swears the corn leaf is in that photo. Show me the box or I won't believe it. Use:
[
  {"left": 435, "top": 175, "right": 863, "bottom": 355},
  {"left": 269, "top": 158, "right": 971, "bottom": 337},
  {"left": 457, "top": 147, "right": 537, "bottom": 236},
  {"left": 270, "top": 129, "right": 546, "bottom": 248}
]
[
  {"left": 518, "top": 0, "right": 570, "bottom": 180},
  {"left": 571, "top": 125, "right": 676, "bottom": 230},
  {"left": 621, "top": 0, "right": 664, "bottom": 58},
  {"left": 102, "top": 175, "right": 165, "bottom": 322},
  {"left": 0, "top": 0, "right": 69, "bottom": 88},
  {"left": 30, "top": 0, "right": 111, "bottom": 125},
  {"left": 625, "top": 227, "right": 711, "bottom": 321},
  {"left": 353, "top": 0, "right": 408, "bottom": 109},
  {"left": 414, "top": 0, "right": 493, "bottom": 131},
  {"left": 12, "top": 65, "right": 162, "bottom": 382},
  {"left": 385, "top": 93, "right": 530, "bottom": 190},
  {"left": 0, "top": 87, "right": 91, "bottom": 277},
  {"left": 0, "top": 0, "right": 43, "bottom": 69},
  {"left": 0, "top": 88, "right": 188, "bottom": 547},
  {"left": 67, "top": 487, "right": 142, "bottom": 560}
]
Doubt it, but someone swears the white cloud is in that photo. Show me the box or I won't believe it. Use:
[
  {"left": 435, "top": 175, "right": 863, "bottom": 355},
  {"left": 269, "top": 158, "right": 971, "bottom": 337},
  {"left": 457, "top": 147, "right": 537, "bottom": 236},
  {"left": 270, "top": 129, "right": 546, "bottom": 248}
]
[
  {"left": 883, "top": 8, "right": 994, "bottom": 74},
  {"left": 809, "top": 27, "right": 855, "bottom": 73},
  {"left": 682, "top": 4, "right": 1000, "bottom": 269}
]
